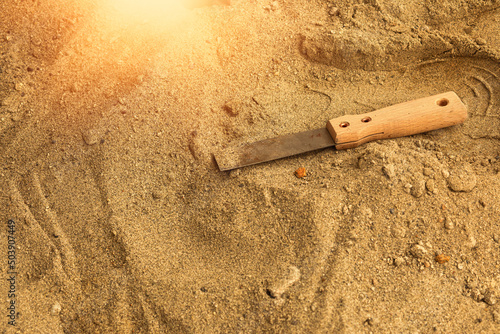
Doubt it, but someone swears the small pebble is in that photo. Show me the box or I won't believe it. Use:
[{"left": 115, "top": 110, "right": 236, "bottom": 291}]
[
  {"left": 82, "top": 129, "right": 100, "bottom": 145},
  {"left": 267, "top": 266, "right": 301, "bottom": 298},
  {"left": 423, "top": 167, "right": 433, "bottom": 176},
  {"left": 475, "top": 37, "right": 487, "bottom": 45},
  {"left": 51, "top": 301, "right": 62, "bottom": 315},
  {"left": 295, "top": 167, "right": 306, "bottom": 178},
  {"left": 483, "top": 290, "right": 497, "bottom": 305},
  {"left": 493, "top": 234, "right": 499, "bottom": 243},
  {"left": 391, "top": 226, "right": 406, "bottom": 238},
  {"left": 435, "top": 254, "right": 450, "bottom": 264},
  {"left": 382, "top": 164, "right": 395, "bottom": 179},
  {"left": 444, "top": 217, "right": 454, "bottom": 230},
  {"left": 425, "top": 179, "right": 436, "bottom": 193},
  {"left": 471, "top": 288, "right": 484, "bottom": 302},
  {"left": 447, "top": 168, "right": 477, "bottom": 192},
  {"left": 411, "top": 180, "right": 426, "bottom": 198}
]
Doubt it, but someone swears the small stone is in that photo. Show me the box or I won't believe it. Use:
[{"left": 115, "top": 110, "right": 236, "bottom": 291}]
[
  {"left": 447, "top": 168, "right": 477, "bottom": 192},
  {"left": 410, "top": 244, "right": 428, "bottom": 259},
  {"left": 82, "top": 129, "right": 100, "bottom": 145},
  {"left": 267, "top": 266, "right": 301, "bottom": 298},
  {"left": 493, "top": 234, "right": 499, "bottom": 243},
  {"left": 423, "top": 167, "right": 433, "bottom": 176},
  {"left": 483, "top": 290, "right": 497, "bottom": 305},
  {"left": 411, "top": 179, "right": 426, "bottom": 198},
  {"left": 394, "top": 257, "right": 405, "bottom": 266},
  {"left": 382, "top": 164, "right": 395, "bottom": 179},
  {"left": 295, "top": 167, "right": 306, "bottom": 178},
  {"left": 51, "top": 301, "right": 62, "bottom": 315},
  {"left": 471, "top": 288, "right": 484, "bottom": 302},
  {"left": 457, "top": 263, "right": 464, "bottom": 270},
  {"left": 435, "top": 254, "right": 450, "bottom": 264},
  {"left": 441, "top": 169, "right": 450, "bottom": 178},
  {"left": 444, "top": 217, "right": 454, "bottom": 230},
  {"left": 391, "top": 226, "right": 406, "bottom": 238},
  {"left": 425, "top": 179, "right": 436, "bottom": 193},
  {"left": 475, "top": 37, "right": 487, "bottom": 45}
]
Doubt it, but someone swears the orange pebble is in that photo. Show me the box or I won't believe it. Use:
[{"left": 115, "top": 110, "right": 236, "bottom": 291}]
[
  {"left": 295, "top": 167, "right": 306, "bottom": 178},
  {"left": 435, "top": 254, "right": 450, "bottom": 264}
]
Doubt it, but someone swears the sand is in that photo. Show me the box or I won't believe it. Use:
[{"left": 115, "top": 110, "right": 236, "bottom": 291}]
[{"left": 1, "top": 0, "right": 500, "bottom": 333}]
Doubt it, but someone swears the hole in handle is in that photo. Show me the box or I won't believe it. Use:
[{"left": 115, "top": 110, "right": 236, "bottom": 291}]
[
  {"left": 361, "top": 117, "right": 372, "bottom": 123},
  {"left": 339, "top": 122, "right": 350, "bottom": 128},
  {"left": 436, "top": 98, "right": 449, "bottom": 107}
]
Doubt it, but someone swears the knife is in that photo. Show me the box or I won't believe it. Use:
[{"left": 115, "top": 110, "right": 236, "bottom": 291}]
[{"left": 214, "top": 91, "right": 467, "bottom": 171}]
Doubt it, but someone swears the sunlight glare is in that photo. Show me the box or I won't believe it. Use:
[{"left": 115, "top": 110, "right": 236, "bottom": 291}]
[{"left": 110, "top": 0, "right": 189, "bottom": 25}]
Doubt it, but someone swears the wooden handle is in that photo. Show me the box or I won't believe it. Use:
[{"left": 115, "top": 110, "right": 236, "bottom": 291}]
[{"left": 326, "top": 91, "right": 467, "bottom": 150}]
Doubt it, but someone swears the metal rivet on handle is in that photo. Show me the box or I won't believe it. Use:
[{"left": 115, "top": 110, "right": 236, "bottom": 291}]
[
  {"left": 339, "top": 122, "right": 350, "bottom": 128},
  {"left": 361, "top": 117, "right": 372, "bottom": 123}
]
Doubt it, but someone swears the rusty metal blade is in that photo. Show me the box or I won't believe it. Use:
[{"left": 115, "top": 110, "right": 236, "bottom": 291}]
[{"left": 215, "top": 127, "right": 335, "bottom": 171}]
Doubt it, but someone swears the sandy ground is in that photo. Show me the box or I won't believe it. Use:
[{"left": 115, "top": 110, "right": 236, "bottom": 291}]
[{"left": 1, "top": 0, "right": 500, "bottom": 333}]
